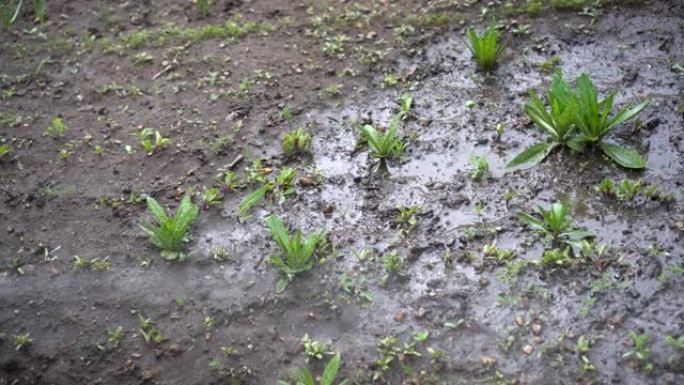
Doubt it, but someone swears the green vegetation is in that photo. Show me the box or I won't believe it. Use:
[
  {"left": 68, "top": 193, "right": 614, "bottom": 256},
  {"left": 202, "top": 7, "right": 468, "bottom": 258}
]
[
  {"left": 301, "top": 333, "right": 333, "bottom": 361},
  {"left": 265, "top": 215, "right": 323, "bottom": 293},
  {"left": 469, "top": 155, "right": 489, "bottom": 181},
  {"left": 519, "top": 201, "right": 593, "bottom": 249},
  {"left": 622, "top": 331, "right": 653, "bottom": 371},
  {"left": 138, "top": 314, "right": 165, "bottom": 344},
  {"left": 13, "top": 332, "right": 32, "bottom": 351},
  {"left": 139, "top": 128, "right": 170, "bottom": 155},
  {"left": 282, "top": 128, "right": 312, "bottom": 156},
  {"left": 139, "top": 195, "right": 199, "bottom": 261},
  {"left": 1, "top": 0, "right": 22, "bottom": 30},
  {"left": 238, "top": 167, "right": 296, "bottom": 217},
  {"left": 507, "top": 72, "right": 648, "bottom": 171},
  {"left": 33, "top": 0, "right": 45, "bottom": 23},
  {"left": 197, "top": 0, "right": 210, "bottom": 18},
  {"left": 464, "top": 23, "right": 506, "bottom": 72},
  {"left": 278, "top": 354, "right": 347, "bottom": 385},
  {"left": 359, "top": 114, "right": 406, "bottom": 165},
  {"left": 45, "top": 116, "right": 68, "bottom": 138}
]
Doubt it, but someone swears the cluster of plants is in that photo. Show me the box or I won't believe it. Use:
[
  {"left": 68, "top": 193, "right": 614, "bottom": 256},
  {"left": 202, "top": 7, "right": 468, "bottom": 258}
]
[
  {"left": 597, "top": 177, "right": 675, "bottom": 203},
  {"left": 506, "top": 71, "right": 649, "bottom": 171},
  {"left": 238, "top": 164, "right": 297, "bottom": 217}
]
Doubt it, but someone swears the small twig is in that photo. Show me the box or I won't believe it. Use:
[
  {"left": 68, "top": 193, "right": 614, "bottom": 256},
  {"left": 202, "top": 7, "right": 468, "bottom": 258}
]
[
  {"left": 227, "top": 154, "right": 244, "bottom": 169},
  {"left": 152, "top": 65, "right": 173, "bottom": 80}
]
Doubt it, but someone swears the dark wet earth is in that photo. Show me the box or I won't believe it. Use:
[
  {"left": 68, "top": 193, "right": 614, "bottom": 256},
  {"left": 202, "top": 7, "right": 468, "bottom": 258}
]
[{"left": 1, "top": 1, "right": 683, "bottom": 385}]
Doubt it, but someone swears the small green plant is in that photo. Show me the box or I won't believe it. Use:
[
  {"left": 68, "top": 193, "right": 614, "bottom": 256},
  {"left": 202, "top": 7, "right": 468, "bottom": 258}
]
[
  {"left": 301, "top": 333, "right": 333, "bottom": 361},
  {"left": 282, "top": 128, "right": 312, "bottom": 156},
  {"left": 0, "top": 144, "right": 10, "bottom": 157},
  {"left": 265, "top": 215, "right": 323, "bottom": 293},
  {"left": 33, "top": 0, "right": 45, "bottom": 23},
  {"left": 139, "top": 128, "right": 170, "bottom": 155},
  {"left": 615, "top": 179, "right": 643, "bottom": 201},
  {"left": 138, "top": 314, "right": 165, "bottom": 345},
  {"left": 277, "top": 354, "right": 348, "bottom": 385},
  {"left": 45, "top": 116, "right": 68, "bottom": 137},
  {"left": 623, "top": 331, "right": 653, "bottom": 371},
  {"left": 381, "top": 251, "right": 404, "bottom": 285},
  {"left": 13, "top": 332, "right": 32, "bottom": 351},
  {"left": 469, "top": 155, "right": 489, "bottom": 181},
  {"left": 666, "top": 335, "right": 684, "bottom": 366},
  {"left": 201, "top": 187, "right": 223, "bottom": 209},
  {"left": 540, "top": 247, "right": 573, "bottom": 267},
  {"left": 463, "top": 22, "right": 506, "bottom": 72},
  {"left": 394, "top": 205, "right": 420, "bottom": 235},
  {"left": 322, "top": 35, "right": 350, "bottom": 58},
  {"left": 518, "top": 201, "right": 593, "bottom": 249},
  {"left": 139, "top": 195, "right": 199, "bottom": 261},
  {"left": 397, "top": 93, "right": 413, "bottom": 117},
  {"left": 383, "top": 72, "right": 399, "bottom": 88},
  {"left": 238, "top": 167, "right": 297, "bottom": 217},
  {"left": 197, "top": 0, "right": 210, "bottom": 18},
  {"left": 506, "top": 72, "right": 578, "bottom": 171},
  {"left": 576, "top": 335, "right": 595, "bottom": 372},
  {"left": 1, "top": 0, "right": 22, "bottom": 31},
  {"left": 107, "top": 326, "right": 123, "bottom": 348},
  {"left": 359, "top": 114, "right": 406, "bottom": 165}
]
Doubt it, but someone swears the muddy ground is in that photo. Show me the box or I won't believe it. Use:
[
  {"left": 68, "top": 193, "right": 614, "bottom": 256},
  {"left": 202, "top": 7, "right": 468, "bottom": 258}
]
[{"left": 0, "top": 0, "right": 683, "bottom": 384}]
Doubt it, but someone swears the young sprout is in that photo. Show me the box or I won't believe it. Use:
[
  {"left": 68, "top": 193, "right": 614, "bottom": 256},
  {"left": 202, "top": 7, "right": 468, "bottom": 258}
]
[
  {"left": 277, "top": 354, "right": 347, "bottom": 385},
  {"left": 138, "top": 314, "right": 165, "bottom": 344},
  {"left": 576, "top": 335, "right": 595, "bottom": 372},
  {"left": 381, "top": 251, "right": 404, "bottom": 285},
  {"left": 383, "top": 72, "right": 399, "bottom": 88},
  {"left": 394, "top": 205, "right": 420, "bottom": 234},
  {"left": 45, "top": 116, "right": 68, "bottom": 137},
  {"left": 623, "top": 331, "right": 653, "bottom": 371},
  {"left": 518, "top": 201, "right": 594, "bottom": 249},
  {"left": 13, "top": 332, "right": 32, "bottom": 351},
  {"left": 201, "top": 187, "right": 223, "bottom": 209},
  {"left": 463, "top": 22, "right": 506, "bottom": 72},
  {"left": 34, "top": 0, "right": 46, "bottom": 23},
  {"left": 397, "top": 93, "right": 413, "bottom": 118},
  {"left": 282, "top": 128, "right": 312, "bottom": 156},
  {"left": 139, "top": 195, "right": 199, "bottom": 261},
  {"left": 359, "top": 114, "right": 406, "bottom": 165},
  {"left": 197, "top": 0, "right": 209, "bottom": 18},
  {"left": 138, "top": 128, "right": 171, "bottom": 155},
  {"left": 265, "top": 215, "right": 323, "bottom": 293},
  {"left": 469, "top": 155, "right": 489, "bottom": 181},
  {"left": 301, "top": 333, "right": 333, "bottom": 361}
]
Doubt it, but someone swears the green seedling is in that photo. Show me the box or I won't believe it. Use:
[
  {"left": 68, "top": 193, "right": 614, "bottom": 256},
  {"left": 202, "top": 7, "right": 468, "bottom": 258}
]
[
  {"left": 72, "top": 256, "right": 111, "bottom": 271},
  {"left": 280, "top": 104, "right": 293, "bottom": 120},
  {"left": 322, "top": 35, "right": 350, "bottom": 58},
  {"left": 13, "top": 332, "right": 32, "bottom": 351},
  {"left": 282, "top": 127, "right": 312, "bottom": 156},
  {"left": 397, "top": 93, "right": 413, "bottom": 118},
  {"left": 138, "top": 314, "right": 165, "bottom": 345},
  {"left": 394, "top": 205, "right": 420, "bottom": 234},
  {"left": 1, "top": 0, "right": 22, "bottom": 30},
  {"left": 463, "top": 22, "right": 506, "bottom": 72},
  {"left": 0, "top": 144, "right": 10, "bottom": 157},
  {"left": 139, "top": 128, "right": 170, "bottom": 155},
  {"left": 666, "top": 335, "right": 684, "bottom": 366},
  {"left": 107, "top": 326, "right": 122, "bottom": 348},
  {"left": 45, "top": 116, "right": 68, "bottom": 137},
  {"left": 33, "top": 0, "right": 45, "bottom": 23},
  {"left": 197, "top": 0, "right": 209, "bottom": 18},
  {"left": 623, "top": 331, "right": 653, "bottom": 371},
  {"left": 540, "top": 247, "right": 573, "bottom": 267},
  {"left": 265, "top": 215, "right": 323, "bottom": 293},
  {"left": 414, "top": 330, "right": 429, "bottom": 343},
  {"left": 519, "top": 201, "right": 594, "bottom": 249},
  {"left": 219, "top": 171, "right": 242, "bottom": 194},
  {"left": 572, "top": 74, "right": 648, "bottom": 168},
  {"left": 383, "top": 72, "right": 399, "bottom": 88},
  {"left": 301, "top": 333, "right": 333, "bottom": 361},
  {"left": 277, "top": 354, "right": 348, "bottom": 385},
  {"left": 381, "top": 251, "right": 404, "bottom": 285},
  {"left": 139, "top": 195, "right": 199, "bottom": 261},
  {"left": 615, "top": 179, "right": 643, "bottom": 201},
  {"left": 506, "top": 72, "right": 578, "bottom": 171},
  {"left": 238, "top": 167, "right": 297, "bottom": 217},
  {"left": 576, "top": 335, "right": 595, "bottom": 372},
  {"left": 359, "top": 114, "right": 406, "bottom": 165},
  {"left": 470, "top": 155, "right": 489, "bottom": 181},
  {"left": 201, "top": 186, "right": 223, "bottom": 209}
]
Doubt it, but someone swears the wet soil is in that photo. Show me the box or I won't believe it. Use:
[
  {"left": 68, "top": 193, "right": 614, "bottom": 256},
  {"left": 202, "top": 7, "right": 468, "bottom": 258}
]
[{"left": 0, "top": 1, "right": 683, "bottom": 385}]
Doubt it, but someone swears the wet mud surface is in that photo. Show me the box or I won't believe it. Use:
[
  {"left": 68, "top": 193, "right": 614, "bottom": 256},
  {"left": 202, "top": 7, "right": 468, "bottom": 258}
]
[{"left": 0, "top": 1, "right": 683, "bottom": 384}]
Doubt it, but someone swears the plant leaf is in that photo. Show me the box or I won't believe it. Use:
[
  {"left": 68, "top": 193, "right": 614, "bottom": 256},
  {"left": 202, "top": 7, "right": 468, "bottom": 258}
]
[
  {"left": 321, "top": 354, "right": 342, "bottom": 385},
  {"left": 599, "top": 142, "right": 646, "bottom": 169},
  {"left": 275, "top": 276, "right": 290, "bottom": 294},
  {"left": 505, "top": 142, "right": 557, "bottom": 172}
]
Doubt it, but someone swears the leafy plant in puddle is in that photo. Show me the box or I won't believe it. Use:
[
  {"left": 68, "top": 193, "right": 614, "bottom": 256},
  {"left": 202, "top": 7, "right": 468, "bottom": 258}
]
[
  {"left": 359, "top": 114, "right": 405, "bottom": 166},
  {"left": 463, "top": 22, "right": 506, "bottom": 72},
  {"left": 139, "top": 195, "right": 199, "bottom": 261},
  {"left": 518, "top": 201, "right": 594, "bottom": 250},
  {"left": 506, "top": 71, "right": 578, "bottom": 171},
  {"left": 282, "top": 127, "right": 312, "bottom": 156},
  {"left": 139, "top": 128, "right": 170, "bottom": 155},
  {"left": 238, "top": 167, "right": 297, "bottom": 217},
  {"left": 572, "top": 74, "right": 649, "bottom": 168},
  {"left": 623, "top": 331, "right": 653, "bottom": 371},
  {"left": 265, "top": 215, "right": 323, "bottom": 293},
  {"left": 506, "top": 72, "right": 649, "bottom": 171},
  {"left": 277, "top": 354, "right": 347, "bottom": 385}
]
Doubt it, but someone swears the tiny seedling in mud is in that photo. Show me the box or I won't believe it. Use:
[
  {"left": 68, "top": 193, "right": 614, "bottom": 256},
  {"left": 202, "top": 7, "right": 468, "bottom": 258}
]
[
  {"left": 301, "top": 333, "right": 333, "bottom": 361},
  {"left": 238, "top": 167, "right": 296, "bottom": 217},
  {"left": 483, "top": 241, "right": 516, "bottom": 264},
  {"left": 201, "top": 186, "right": 223, "bottom": 210},
  {"left": 576, "top": 335, "right": 595, "bottom": 372},
  {"left": 540, "top": 247, "right": 574, "bottom": 267},
  {"left": 463, "top": 22, "right": 506, "bottom": 72},
  {"left": 45, "top": 116, "right": 68, "bottom": 137},
  {"left": 322, "top": 34, "right": 350, "bottom": 58},
  {"left": 219, "top": 171, "right": 242, "bottom": 194},
  {"left": 666, "top": 335, "right": 684, "bottom": 366},
  {"left": 138, "top": 314, "right": 165, "bottom": 345},
  {"left": 397, "top": 93, "right": 413, "bottom": 118},
  {"left": 413, "top": 330, "right": 429, "bottom": 344},
  {"left": 138, "top": 128, "right": 170, "bottom": 155},
  {"left": 380, "top": 251, "right": 404, "bottom": 285},
  {"left": 1, "top": 0, "right": 22, "bottom": 30},
  {"left": 139, "top": 195, "right": 199, "bottom": 261},
  {"left": 623, "top": 331, "right": 653, "bottom": 371},
  {"left": 197, "top": 0, "right": 210, "bottom": 18},
  {"left": 277, "top": 354, "right": 348, "bottom": 385},
  {"left": 359, "top": 114, "right": 406, "bottom": 167},
  {"left": 383, "top": 72, "right": 399, "bottom": 88},
  {"left": 394, "top": 205, "right": 420, "bottom": 235},
  {"left": 518, "top": 201, "right": 594, "bottom": 250},
  {"left": 13, "top": 332, "right": 32, "bottom": 351},
  {"left": 107, "top": 326, "right": 123, "bottom": 348},
  {"left": 72, "top": 256, "right": 111, "bottom": 272},
  {"left": 506, "top": 72, "right": 649, "bottom": 171},
  {"left": 265, "top": 215, "right": 323, "bottom": 293},
  {"left": 597, "top": 177, "right": 644, "bottom": 202},
  {"left": 469, "top": 155, "right": 489, "bottom": 181},
  {"left": 0, "top": 144, "right": 11, "bottom": 157},
  {"left": 282, "top": 127, "right": 312, "bottom": 157}
]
